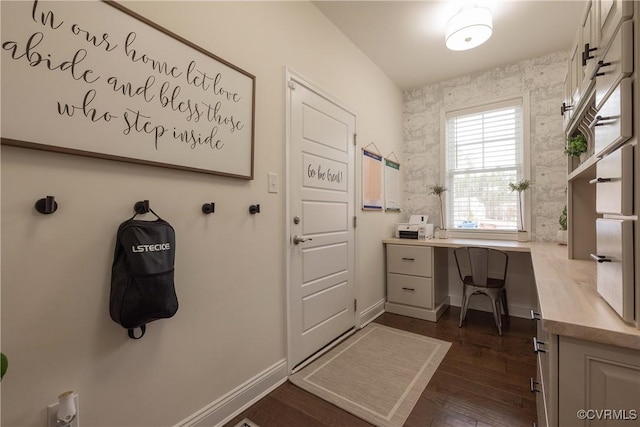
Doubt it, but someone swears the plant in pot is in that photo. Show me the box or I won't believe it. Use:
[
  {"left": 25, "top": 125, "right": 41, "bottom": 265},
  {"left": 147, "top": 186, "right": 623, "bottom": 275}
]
[
  {"left": 508, "top": 179, "right": 531, "bottom": 241},
  {"left": 565, "top": 133, "right": 588, "bottom": 162},
  {"left": 557, "top": 205, "right": 568, "bottom": 245},
  {"left": 429, "top": 183, "right": 448, "bottom": 238},
  {"left": 1, "top": 352, "right": 7, "bottom": 381}
]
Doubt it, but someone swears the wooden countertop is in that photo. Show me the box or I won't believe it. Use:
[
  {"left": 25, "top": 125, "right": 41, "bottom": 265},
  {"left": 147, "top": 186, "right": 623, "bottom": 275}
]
[
  {"left": 529, "top": 242, "right": 640, "bottom": 350},
  {"left": 382, "top": 237, "right": 532, "bottom": 252},
  {"left": 383, "top": 238, "right": 640, "bottom": 350}
]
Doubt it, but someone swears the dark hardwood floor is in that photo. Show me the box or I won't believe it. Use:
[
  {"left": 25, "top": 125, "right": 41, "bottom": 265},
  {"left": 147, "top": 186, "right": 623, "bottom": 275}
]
[{"left": 225, "top": 307, "right": 537, "bottom": 427}]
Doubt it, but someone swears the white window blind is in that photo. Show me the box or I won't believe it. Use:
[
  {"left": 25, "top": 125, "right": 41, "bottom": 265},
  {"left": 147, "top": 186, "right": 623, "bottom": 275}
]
[{"left": 445, "top": 100, "right": 524, "bottom": 232}]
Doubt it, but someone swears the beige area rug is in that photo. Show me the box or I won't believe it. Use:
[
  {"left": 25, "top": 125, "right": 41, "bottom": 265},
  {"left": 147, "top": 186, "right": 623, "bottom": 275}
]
[{"left": 290, "top": 323, "right": 451, "bottom": 427}]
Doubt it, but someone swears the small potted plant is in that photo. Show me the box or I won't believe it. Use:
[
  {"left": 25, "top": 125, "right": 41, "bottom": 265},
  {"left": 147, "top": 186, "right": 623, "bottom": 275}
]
[
  {"left": 1, "top": 352, "right": 7, "bottom": 381},
  {"left": 508, "top": 179, "right": 531, "bottom": 241},
  {"left": 429, "top": 184, "right": 448, "bottom": 238},
  {"left": 557, "top": 206, "right": 568, "bottom": 245},
  {"left": 565, "top": 133, "right": 588, "bottom": 162}
]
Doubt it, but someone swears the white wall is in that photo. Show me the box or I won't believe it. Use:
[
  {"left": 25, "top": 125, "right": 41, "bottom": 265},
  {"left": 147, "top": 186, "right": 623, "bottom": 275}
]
[
  {"left": 401, "top": 51, "right": 568, "bottom": 317},
  {"left": 0, "top": 1, "right": 403, "bottom": 425},
  {"left": 403, "top": 51, "right": 568, "bottom": 242}
]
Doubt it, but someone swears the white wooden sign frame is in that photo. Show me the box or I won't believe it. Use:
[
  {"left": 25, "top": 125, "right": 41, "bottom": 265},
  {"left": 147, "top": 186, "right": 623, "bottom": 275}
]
[{"left": 1, "top": 0, "right": 255, "bottom": 179}]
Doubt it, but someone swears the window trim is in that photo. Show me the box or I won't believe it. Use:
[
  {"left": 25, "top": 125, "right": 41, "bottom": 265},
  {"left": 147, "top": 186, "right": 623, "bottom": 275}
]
[{"left": 439, "top": 93, "right": 531, "bottom": 241}]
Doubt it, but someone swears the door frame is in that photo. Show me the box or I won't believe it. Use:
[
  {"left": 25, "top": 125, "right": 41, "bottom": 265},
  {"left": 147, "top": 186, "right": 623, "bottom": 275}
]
[{"left": 284, "top": 68, "right": 359, "bottom": 374}]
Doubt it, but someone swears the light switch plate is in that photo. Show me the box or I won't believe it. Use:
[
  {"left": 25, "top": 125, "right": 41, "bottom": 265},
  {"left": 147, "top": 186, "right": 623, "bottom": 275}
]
[{"left": 268, "top": 172, "right": 278, "bottom": 193}]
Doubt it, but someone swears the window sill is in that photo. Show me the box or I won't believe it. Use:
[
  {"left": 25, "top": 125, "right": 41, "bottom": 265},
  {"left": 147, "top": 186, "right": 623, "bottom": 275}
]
[{"left": 444, "top": 230, "right": 520, "bottom": 241}]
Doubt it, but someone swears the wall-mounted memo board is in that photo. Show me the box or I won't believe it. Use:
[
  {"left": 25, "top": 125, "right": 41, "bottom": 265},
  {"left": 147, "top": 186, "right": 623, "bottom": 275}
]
[{"left": 1, "top": 0, "right": 255, "bottom": 179}]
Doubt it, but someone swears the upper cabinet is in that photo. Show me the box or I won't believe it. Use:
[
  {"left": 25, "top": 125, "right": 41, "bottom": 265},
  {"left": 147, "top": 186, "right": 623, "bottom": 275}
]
[
  {"left": 580, "top": 2, "right": 597, "bottom": 98},
  {"left": 563, "top": 0, "right": 634, "bottom": 160},
  {"left": 565, "top": 0, "right": 636, "bottom": 265},
  {"left": 597, "top": 0, "right": 634, "bottom": 50},
  {"left": 562, "top": 2, "right": 597, "bottom": 132}
]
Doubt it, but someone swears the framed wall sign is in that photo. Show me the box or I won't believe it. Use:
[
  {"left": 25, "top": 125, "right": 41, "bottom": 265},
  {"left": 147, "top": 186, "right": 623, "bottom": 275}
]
[{"left": 1, "top": 0, "right": 255, "bottom": 179}]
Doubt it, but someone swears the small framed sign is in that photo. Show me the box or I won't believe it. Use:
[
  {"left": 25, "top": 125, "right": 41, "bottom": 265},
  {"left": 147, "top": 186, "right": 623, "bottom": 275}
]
[{"left": 362, "top": 149, "right": 383, "bottom": 210}]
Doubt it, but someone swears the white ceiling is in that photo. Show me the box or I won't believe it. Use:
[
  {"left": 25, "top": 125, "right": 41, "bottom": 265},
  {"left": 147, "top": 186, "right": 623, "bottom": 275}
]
[{"left": 313, "top": 0, "right": 588, "bottom": 91}]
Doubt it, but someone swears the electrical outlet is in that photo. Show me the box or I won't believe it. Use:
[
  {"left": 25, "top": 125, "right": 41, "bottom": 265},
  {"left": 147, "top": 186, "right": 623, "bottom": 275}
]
[
  {"left": 268, "top": 172, "right": 278, "bottom": 193},
  {"left": 47, "top": 393, "right": 79, "bottom": 427}
]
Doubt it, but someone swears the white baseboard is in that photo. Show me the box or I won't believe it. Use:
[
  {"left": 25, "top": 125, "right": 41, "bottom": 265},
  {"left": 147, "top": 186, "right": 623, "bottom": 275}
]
[
  {"left": 448, "top": 295, "right": 533, "bottom": 319},
  {"left": 174, "top": 359, "right": 288, "bottom": 427},
  {"left": 358, "top": 298, "right": 386, "bottom": 328},
  {"left": 385, "top": 298, "right": 449, "bottom": 322}
]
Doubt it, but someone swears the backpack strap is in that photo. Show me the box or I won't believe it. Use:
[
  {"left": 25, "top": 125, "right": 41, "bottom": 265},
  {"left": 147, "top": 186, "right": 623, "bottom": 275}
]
[
  {"left": 130, "top": 208, "right": 162, "bottom": 221},
  {"left": 128, "top": 325, "right": 146, "bottom": 339}
]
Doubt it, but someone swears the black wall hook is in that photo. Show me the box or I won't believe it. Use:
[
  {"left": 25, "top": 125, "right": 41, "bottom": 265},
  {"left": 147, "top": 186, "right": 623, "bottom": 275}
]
[
  {"left": 202, "top": 202, "right": 215, "bottom": 214},
  {"left": 134, "top": 200, "right": 150, "bottom": 214},
  {"left": 249, "top": 204, "right": 260, "bottom": 215},
  {"left": 35, "top": 195, "right": 58, "bottom": 214}
]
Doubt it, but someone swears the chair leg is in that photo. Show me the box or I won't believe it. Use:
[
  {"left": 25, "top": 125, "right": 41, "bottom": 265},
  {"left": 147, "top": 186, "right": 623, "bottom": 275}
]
[
  {"left": 491, "top": 297, "right": 503, "bottom": 336},
  {"left": 501, "top": 289, "right": 510, "bottom": 325},
  {"left": 459, "top": 290, "right": 469, "bottom": 327}
]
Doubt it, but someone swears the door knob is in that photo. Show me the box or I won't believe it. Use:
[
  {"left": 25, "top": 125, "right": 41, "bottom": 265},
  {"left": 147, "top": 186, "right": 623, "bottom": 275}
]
[{"left": 293, "top": 235, "right": 312, "bottom": 245}]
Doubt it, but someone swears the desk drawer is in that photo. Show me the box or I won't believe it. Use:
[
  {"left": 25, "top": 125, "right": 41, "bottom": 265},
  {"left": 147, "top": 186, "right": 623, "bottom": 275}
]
[
  {"left": 387, "top": 273, "right": 433, "bottom": 309},
  {"left": 387, "top": 245, "right": 432, "bottom": 276}
]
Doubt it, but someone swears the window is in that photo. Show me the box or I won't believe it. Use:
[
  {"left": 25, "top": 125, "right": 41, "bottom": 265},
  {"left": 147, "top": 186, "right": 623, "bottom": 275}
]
[{"left": 444, "top": 96, "right": 529, "bottom": 236}]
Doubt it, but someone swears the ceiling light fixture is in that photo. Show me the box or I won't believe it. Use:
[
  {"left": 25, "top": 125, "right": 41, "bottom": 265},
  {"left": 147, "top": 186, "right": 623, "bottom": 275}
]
[{"left": 445, "top": 5, "right": 493, "bottom": 51}]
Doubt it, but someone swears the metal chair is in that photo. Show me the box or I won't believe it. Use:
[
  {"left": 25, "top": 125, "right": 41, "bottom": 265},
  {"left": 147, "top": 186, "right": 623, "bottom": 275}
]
[{"left": 454, "top": 246, "right": 510, "bottom": 335}]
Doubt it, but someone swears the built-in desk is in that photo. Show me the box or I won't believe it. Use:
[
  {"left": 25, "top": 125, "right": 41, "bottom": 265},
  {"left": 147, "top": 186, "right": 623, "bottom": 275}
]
[
  {"left": 383, "top": 238, "right": 640, "bottom": 348},
  {"left": 383, "top": 237, "right": 533, "bottom": 321}
]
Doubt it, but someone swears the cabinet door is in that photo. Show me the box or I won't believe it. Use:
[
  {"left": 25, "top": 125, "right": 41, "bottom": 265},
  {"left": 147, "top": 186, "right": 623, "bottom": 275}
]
[
  {"left": 597, "top": 0, "right": 634, "bottom": 50},
  {"left": 559, "top": 336, "right": 640, "bottom": 427},
  {"left": 595, "top": 144, "right": 634, "bottom": 215},
  {"left": 594, "top": 219, "right": 634, "bottom": 322},
  {"left": 593, "top": 78, "right": 633, "bottom": 157},
  {"left": 569, "top": 33, "right": 583, "bottom": 107},
  {"left": 534, "top": 316, "right": 558, "bottom": 427},
  {"left": 580, "top": 1, "right": 597, "bottom": 95},
  {"left": 594, "top": 20, "right": 634, "bottom": 110},
  {"left": 562, "top": 68, "right": 573, "bottom": 131}
]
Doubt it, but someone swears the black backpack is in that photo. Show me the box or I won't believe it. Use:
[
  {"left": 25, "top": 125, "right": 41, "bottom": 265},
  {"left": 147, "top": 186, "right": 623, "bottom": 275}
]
[{"left": 110, "top": 209, "right": 178, "bottom": 339}]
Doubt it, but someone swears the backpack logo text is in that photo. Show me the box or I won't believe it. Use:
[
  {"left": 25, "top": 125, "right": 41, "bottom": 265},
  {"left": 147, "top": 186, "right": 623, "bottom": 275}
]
[{"left": 131, "top": 243, "right": 171, "bottom": 253}]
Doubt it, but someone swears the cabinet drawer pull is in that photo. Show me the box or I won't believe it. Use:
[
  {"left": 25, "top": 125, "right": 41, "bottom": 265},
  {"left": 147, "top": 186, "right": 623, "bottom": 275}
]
[
  {"left": 533, "top": 337, "right": 546, "bottom": 354},
  {"left": 530, "top": 310, "right": 541, "bottom": 321},
  {"left": 581, "top": 42, "right": 597, "bottom": 66},
  {"left": 401, "top": 257, "right": 415, "bottom": 261},
  {"left": 590, "top": 253, "right": 612, "bottom": 263},
  {"left": 401, "top": 287, "right": 415, "bottom": 292},
  {"left": 560, "top": 102, "right": 573, "bottom": 116},
  {"left": 590, "top": 60, "right": 611, "bottom": 80},
  {"left": 588, "top": 177, "right": 612, "bottom": 184},
  {"left": 530, "top": 377, "right": 541, "bottom": 393},
  {"left": 591, "top": 115, "right": 615, "bottom": 127}
]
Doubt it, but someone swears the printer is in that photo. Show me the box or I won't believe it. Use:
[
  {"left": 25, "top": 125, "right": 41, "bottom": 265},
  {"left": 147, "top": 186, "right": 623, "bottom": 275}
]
[{"left": 395, "top": 215, "right": 433, "bottom": 239}]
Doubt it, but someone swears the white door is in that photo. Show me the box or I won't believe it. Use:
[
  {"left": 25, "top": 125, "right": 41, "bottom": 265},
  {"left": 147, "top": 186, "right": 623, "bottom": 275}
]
[{"left": 288, "top": 75, "right": 356, "bottom": 370}]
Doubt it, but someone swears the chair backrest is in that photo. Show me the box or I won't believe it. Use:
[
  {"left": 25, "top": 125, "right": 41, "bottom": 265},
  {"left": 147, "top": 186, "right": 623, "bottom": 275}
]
[{"left": 453, "top": 247, "right": 509, "bottom": 287}]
